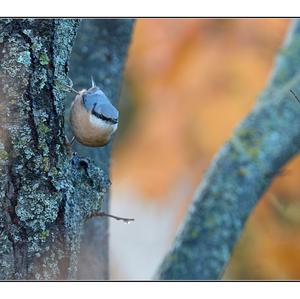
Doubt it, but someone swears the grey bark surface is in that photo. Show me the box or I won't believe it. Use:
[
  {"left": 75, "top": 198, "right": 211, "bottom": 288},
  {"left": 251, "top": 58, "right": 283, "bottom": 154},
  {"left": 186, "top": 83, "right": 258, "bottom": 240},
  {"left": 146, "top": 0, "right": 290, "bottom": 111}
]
[
  {"left": 0, "top": 19, "right": 110, "bottom": 280},
  {"left": 66, "top": 19, "right": 134, "bottom": 279},
  {"left": 157, "top": 20, "right": 300, "bottom": 280}
]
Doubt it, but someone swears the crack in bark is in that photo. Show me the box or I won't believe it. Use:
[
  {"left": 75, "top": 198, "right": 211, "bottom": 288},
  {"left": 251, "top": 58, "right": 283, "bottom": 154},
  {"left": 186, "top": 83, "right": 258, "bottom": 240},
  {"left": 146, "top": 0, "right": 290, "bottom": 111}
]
[{"left": 17, "top": 21, "right": 39, "bottom": 148}]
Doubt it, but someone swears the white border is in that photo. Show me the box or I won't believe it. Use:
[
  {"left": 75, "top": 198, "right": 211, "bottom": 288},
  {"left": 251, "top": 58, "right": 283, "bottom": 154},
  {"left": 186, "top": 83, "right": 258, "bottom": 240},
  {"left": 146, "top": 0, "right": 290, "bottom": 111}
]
[
  {"left": 1, "top": 282, "right": 300, "bottom": 299},
  {"left": 0, "top": 0, "right": 299, "bottom": 17}
]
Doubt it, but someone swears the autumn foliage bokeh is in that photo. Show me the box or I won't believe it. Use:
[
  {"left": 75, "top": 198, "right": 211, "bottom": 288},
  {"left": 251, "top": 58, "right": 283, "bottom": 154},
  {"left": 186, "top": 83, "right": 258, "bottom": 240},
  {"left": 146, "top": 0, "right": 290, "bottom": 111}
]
[{"left": 110, "top": 19, "right": 300, "bottom": 279}]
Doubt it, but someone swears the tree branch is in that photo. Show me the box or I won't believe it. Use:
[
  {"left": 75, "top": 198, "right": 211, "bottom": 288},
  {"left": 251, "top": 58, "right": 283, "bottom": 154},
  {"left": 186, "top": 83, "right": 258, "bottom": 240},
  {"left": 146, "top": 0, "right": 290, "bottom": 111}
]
[{"left": 156, "top": 19, "right": 300, "bottom": 280}]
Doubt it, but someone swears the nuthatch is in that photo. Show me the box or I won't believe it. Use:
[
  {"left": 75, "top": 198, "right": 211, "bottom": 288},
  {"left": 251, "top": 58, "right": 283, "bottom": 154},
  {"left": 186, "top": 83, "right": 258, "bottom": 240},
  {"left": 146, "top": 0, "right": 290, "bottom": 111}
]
[{"left": 69, "top": 79, "right": 119, "bottom": 147}]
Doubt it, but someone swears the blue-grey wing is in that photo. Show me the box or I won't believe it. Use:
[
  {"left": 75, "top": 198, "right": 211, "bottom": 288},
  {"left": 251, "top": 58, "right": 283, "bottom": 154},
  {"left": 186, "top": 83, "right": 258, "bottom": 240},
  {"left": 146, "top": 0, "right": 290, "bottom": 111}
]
[
  {"left": 97, "top": 102, "right": 119, "bottom": 120},
  {"left": 82, "top": 88, "right": 119, "bottom": 120}
]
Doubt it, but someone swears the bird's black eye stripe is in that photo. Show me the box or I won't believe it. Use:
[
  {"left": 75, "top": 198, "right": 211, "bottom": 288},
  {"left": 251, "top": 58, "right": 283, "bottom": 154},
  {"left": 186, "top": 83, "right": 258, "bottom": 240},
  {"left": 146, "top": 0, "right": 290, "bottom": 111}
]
[
  {"left": 91, "top": 106, "right": 118, "bottom": 124},
  {"left": 82, "top": 94, "right": 87, "bottom": 105}
]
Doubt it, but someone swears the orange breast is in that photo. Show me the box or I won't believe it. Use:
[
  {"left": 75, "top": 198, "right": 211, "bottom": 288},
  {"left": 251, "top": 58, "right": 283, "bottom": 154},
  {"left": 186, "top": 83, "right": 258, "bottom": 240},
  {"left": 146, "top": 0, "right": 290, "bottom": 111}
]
[{"left": 70, "top": 95, "right": 111, "bottom": 147}]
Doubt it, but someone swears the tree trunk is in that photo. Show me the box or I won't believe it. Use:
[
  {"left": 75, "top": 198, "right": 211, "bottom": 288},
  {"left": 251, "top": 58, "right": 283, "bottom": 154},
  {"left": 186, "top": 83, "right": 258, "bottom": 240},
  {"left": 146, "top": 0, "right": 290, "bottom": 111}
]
[
  {"left": 67, "top": 19, "right": 134, "bottom": 279},
  {"left": 157, "top": 19, "right": 300, "bottom": 280},
  {"left": 0, "top": 18, "right": 110, "bottom": 280}
]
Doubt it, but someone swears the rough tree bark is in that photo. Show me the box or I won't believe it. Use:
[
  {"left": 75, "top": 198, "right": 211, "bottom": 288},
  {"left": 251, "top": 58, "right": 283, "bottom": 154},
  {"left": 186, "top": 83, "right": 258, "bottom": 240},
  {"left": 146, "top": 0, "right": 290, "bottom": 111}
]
[
  {"left": 67, "top": 19, "right": 134, "bottom": 279},
  {"left": 157, "top": 19, "right": 300, "bottom": 280},
  {"left": 0, "top": 19, "right": 111, "bottom": 280}
]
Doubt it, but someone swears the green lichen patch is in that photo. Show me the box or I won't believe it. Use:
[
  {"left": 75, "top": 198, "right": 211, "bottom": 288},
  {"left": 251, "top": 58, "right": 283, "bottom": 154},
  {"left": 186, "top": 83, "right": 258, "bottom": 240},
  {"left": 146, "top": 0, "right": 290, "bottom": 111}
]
[
  {"left": 39, "top": 52, "right": 49, "bottom": 65},
  {"left": 0, "top": 149, "right": 9, "bottom": 161},
  {"left": 238, "top": 166, "right": 248, "bottom": 177},
  {"left": 39, "top": 230, "right": 50, "bottom": 240},
  {"left": 37, "top": 122, "right": 51, "bottom": 135},
  {"left": 230, "top": 127, "right": 262, "bottom": 160}
]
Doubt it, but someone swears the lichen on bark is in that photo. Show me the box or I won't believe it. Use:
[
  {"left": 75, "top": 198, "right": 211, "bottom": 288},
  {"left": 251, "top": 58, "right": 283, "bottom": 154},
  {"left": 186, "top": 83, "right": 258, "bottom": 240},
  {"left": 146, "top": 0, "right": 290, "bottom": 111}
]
[{"left": 0, "top": 19, "right": 109, "bottom": 280}]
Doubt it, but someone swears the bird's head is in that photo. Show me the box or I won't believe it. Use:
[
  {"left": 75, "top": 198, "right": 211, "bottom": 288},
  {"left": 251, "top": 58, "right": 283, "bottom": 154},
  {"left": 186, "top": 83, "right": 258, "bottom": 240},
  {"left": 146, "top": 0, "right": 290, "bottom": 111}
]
[{"left": 81, "top": 78, "right": 119, "bottom": 128}]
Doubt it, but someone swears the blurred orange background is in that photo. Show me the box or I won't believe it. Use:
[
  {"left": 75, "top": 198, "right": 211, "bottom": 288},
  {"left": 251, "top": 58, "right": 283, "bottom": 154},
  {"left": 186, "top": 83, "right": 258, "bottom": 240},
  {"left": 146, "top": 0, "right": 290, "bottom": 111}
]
[{"left": 109, "top": 19, "right": 300, "bottom": 280}]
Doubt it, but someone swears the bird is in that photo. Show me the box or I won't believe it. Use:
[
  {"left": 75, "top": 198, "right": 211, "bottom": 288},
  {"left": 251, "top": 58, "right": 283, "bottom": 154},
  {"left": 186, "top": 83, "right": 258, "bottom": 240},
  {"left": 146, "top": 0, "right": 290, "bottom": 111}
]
[{"left": 69, "top": 79, "right": 119, "bottom": 147}]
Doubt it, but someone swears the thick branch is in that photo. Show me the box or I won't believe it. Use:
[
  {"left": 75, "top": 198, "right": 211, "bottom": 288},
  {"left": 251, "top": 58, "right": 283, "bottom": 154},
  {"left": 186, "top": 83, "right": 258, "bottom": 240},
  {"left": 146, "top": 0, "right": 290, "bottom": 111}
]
[{"left": 156, "top": 20, "right": 300, "bottom": 280}]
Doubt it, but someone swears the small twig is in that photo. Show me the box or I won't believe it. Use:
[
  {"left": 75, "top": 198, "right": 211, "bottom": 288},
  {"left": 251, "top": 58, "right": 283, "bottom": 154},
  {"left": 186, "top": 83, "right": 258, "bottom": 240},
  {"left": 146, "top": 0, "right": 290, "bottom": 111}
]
[
  {"left": 92, "top": 211, "right": 135, "bottom": 223},
  {"left": 64, "top": 78, "right": 80, "bottom": 95},
  {"left": 66, "top": 84, "right": 80, "bottom": 95},
  {"left": 290, "top": 89, "right": 300, "bottom": 104}
]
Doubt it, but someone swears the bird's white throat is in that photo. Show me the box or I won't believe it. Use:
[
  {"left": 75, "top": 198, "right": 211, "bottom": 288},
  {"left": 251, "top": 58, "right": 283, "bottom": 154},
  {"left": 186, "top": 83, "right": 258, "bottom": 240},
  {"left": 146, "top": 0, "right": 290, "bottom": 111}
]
[{"left": 89, "top": 114, "right": 118, "bottom": 133}]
